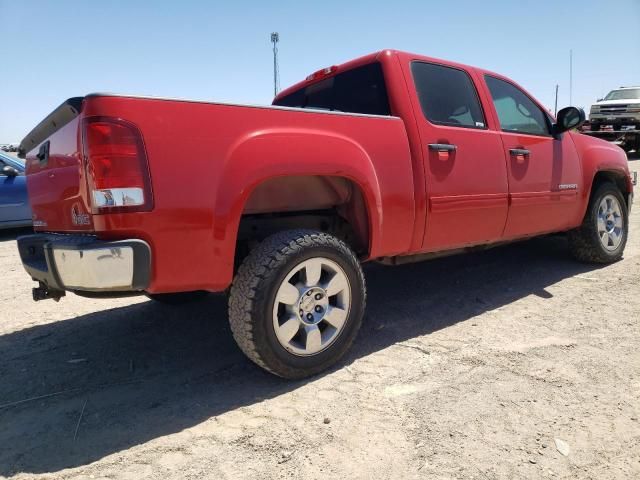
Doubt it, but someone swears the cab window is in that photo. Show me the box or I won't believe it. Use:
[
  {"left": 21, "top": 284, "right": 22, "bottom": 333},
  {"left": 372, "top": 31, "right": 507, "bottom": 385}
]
[
  {"left": 411, "top": 62, "right": 486, "bottom": 129},
  {"left": 485, "top": 76, "right": 550, "bottom": 136}
]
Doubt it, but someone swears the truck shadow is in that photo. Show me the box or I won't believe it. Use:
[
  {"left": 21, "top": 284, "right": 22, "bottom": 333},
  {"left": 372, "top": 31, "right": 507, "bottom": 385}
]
[
  {"left": 0, "top": 235, "right": 602, "bottom": 475},
  {"left": 0, "top": 227, "right": 32, "bottom": 242}
]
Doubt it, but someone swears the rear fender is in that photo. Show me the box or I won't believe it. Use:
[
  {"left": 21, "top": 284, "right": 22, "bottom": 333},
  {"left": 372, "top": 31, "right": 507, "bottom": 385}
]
[{"left": 213, "top": 128, "right": 383, "bottom": 280}]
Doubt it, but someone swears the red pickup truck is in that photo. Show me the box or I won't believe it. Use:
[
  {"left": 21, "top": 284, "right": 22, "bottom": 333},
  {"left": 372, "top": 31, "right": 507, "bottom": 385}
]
[{"left": 17, "top": 50, "right": 634, "bottom": 378}]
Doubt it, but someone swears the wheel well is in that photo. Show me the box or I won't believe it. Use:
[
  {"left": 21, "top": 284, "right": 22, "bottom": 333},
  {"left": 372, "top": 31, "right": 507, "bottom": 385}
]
[
  {"left": 591, "top": 171, "right": 630, "bottom": 206},
  {"left": 236, "top": 175, "right": 371, "bottom": 267}
]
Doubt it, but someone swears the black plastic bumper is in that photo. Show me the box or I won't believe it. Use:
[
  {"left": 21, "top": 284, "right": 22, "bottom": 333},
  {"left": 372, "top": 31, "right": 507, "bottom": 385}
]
[{"left": 590, "top": 117, "right": 640, "bottom": 127}]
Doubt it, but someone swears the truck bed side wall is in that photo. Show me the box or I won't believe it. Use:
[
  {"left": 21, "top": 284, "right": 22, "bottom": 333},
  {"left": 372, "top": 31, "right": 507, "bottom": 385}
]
[{"left": 82, "top": 96, "right": 416, "bottom": 293}]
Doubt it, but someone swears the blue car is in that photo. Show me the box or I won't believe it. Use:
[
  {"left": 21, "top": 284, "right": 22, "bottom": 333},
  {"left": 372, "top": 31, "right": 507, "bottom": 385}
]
[{"left": 0, "top": 151, "right": 32, "bottom": 229}]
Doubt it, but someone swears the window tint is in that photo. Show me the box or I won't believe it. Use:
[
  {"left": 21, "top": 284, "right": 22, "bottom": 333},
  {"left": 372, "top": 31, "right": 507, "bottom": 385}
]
[
  {"left": 305, "top": 78, "right": 334, "bottom": 111},
  {"left": 485, "top": 76, "right": 549, "bottom": 135},
  {"left": 411, "top": 62, "right": 486, "bottom": 129},
  {"left": 273, "top": 62, "right": 391, "bottom": 116}
]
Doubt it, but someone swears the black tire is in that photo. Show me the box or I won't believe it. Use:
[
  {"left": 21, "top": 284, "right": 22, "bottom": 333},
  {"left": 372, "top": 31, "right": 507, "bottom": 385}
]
[
  {"left": 568, "top": 182, "right": 628, "bottom": 263},
  {"left": 146, "top": 291, "right": 209, "bottom": 305},
  {"left": 228, "top": 229, "right": 366, "bottom": 379}
]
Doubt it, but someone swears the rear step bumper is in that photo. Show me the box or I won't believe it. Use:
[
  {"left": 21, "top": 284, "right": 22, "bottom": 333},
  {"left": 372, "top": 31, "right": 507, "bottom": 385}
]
[{"left": 17, "top": 234, "right": 151, "bottom": 300}]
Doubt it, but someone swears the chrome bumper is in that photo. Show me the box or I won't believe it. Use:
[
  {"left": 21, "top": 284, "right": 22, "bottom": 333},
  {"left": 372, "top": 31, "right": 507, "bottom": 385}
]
[
  {"left": 52, "top": 246, "right": 136, "bottom": 290},
  {"left": 17, "top": 234, "right": 151, "bottom": 298}
]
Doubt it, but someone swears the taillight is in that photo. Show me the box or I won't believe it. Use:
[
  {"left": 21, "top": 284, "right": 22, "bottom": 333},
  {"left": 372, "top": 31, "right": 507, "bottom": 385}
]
[{"left": 82, "top": 117, "right": 153, "bottom": 214}]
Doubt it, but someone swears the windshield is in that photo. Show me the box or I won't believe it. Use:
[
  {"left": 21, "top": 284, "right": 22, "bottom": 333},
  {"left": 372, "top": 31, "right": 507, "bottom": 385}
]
[
  {"left": 604, "top": 88, "right": 640, "bottom": 100},
  {"left": 0, "top": 152, "right": 25, "bottom": 172}
]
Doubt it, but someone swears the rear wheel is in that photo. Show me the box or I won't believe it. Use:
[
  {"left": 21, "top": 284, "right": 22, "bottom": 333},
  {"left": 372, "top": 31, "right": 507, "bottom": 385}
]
[
  {"left": 568, "top": 182, "right": 628, "bottom": 263},
  {"left": 228, "top": 229, "right": 366, "bottom": 379}
]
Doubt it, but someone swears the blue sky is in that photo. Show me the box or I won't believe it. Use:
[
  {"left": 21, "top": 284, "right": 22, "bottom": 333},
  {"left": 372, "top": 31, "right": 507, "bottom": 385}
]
[{"left": 1, "top": 0, "right": 639, "bottom": 143}]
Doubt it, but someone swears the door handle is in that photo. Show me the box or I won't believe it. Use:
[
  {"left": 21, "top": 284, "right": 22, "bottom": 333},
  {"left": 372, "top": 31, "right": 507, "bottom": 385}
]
[
  {"left": 509, "top": 148, "right": 530, "bottom": 157},
  {"left": 428, "top": 143, "right": 457, "bottom": 152},
  {"left": 36, "top": 141, "right": 50, "bottom": 164}
]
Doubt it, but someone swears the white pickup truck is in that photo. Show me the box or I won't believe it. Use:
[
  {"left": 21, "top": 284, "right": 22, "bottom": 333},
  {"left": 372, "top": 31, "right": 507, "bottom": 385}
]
[
  {"left": 590, "top": 87, "right": 640, "bottom": 130},
  {"left": 588, "top": 86, "right": 640, "bottom": 152}
]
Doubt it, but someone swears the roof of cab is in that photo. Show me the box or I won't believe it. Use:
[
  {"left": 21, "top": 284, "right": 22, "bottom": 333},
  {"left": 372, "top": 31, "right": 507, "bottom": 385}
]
[{"left": 272, "top": 49, "right": 506, "bottom": 103}]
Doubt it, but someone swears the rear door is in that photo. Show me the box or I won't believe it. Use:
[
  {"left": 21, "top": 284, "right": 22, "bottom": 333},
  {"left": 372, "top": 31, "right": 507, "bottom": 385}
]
[
  {"left": 409, "top": 61, "right": 509, "bottom": 250},
  {"left": 483, "top": 76, "right": 582, "bottom": 238}
]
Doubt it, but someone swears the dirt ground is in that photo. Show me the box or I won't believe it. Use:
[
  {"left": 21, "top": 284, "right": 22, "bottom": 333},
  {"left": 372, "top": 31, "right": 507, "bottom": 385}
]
[{"left": 1, "top": 155, "right": 638, "bottom": 480}]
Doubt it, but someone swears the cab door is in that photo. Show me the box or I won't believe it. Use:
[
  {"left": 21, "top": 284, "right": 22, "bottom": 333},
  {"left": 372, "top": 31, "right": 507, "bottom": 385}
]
[
  {"left": 409, "top": 61, "right": 509, "bottom": 251},
  {"left": 483, "top": 76, "right": 582, "bottom": 238}
]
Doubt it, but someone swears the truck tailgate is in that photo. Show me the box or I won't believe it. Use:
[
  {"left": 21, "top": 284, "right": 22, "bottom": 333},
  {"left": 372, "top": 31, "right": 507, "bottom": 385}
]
[{"left": 21, "top": 98, "right": 94, "bottom": 231}]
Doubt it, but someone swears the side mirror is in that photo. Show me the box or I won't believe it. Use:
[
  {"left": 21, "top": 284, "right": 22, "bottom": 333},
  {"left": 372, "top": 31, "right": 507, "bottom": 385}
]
[
  {"left": 554, "top": 106, "right": 586, "bottom": 135},
  {"left": 2, "top": 165, "right": 19, "bottom": 177}
]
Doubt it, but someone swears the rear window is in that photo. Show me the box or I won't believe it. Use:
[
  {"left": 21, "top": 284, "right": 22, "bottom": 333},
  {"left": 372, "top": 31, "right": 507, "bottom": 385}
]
[{"left": 273, "top": 62, "right": 391, "bottom": 116}]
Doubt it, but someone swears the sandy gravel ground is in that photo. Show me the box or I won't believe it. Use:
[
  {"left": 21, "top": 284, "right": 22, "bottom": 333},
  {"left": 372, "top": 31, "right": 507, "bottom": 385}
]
[{"left": 0, "top": 155, "right": 638, "bottom": 480}]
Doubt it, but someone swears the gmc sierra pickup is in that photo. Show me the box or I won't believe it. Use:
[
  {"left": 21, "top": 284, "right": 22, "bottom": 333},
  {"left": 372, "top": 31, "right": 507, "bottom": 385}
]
[{"left": 17, "top": 50, "right": 634, "bottom": 378}]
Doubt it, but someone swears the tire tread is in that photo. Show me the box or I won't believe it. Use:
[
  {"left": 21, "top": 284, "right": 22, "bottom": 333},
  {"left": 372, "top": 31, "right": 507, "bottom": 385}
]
[
  {"left": 568, "top": 182, "right": 628, "bottom": 263},
  {"left": 228, "top": 229, "right": 365, "bottom": 378}
]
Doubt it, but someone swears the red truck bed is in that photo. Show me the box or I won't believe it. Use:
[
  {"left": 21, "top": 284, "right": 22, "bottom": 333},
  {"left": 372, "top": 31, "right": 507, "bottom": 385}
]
[{"left": 22, "top": 94, "right": 416, "bottom": 292}]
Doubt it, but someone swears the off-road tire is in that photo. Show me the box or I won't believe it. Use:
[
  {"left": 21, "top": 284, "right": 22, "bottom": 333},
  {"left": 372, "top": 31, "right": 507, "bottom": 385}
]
[
  {"left": 228, "top": 229, "right": 366, "bottom": 379},
  {"left": 146, "top": 291, "right": 209, "bottom": 305},
  {"left": 568, "top": 182, "right": 628, "bottom": 263}
]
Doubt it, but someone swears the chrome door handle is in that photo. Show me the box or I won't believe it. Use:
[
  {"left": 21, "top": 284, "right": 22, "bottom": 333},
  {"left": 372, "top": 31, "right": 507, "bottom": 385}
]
[
  {"left": 428, "top": 143, "right": 457, "bottom": 152},
  {"left": 509, "top": 148, "right": 530, "bottom": 156}
]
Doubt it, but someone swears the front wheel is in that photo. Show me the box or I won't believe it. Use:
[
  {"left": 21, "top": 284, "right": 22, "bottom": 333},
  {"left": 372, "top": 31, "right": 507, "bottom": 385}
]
[
  {"left": 228, "top": 230, "right": 366, "bottom": 379},
  {"left": 568, "top": 182, "right": 628, "bottom": 263}
]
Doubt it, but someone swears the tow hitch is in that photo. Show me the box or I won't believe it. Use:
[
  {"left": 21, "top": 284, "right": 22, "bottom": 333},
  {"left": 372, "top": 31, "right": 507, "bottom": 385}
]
[{"left": 32, "top": 282, "right": 65, "bottom": 302}]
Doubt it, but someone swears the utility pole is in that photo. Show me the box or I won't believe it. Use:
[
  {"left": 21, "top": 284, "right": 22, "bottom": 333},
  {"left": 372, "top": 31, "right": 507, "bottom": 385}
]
[
  {"left": 271, "top": 32, "right": 280, "bottom": 97},
  {"left": 554, "top": 84, "right": 559, "bottom": 116},
  {"left": 569, "top": 49, "right": 573, "bottom": 105}
]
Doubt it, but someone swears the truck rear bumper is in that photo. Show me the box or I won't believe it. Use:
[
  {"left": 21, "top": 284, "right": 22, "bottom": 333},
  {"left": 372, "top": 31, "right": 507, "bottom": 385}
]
[{"left": 17, "top": 234, "right": 151, "bottom": 297}]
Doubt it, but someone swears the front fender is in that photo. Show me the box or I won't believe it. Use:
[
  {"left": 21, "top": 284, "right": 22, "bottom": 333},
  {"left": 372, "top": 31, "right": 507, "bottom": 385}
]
[
  {"left": 211, "top": 128, "right": 384, "bottom": 283},
  {"left": 571, "top": 133, "right": 632, "bottom": 218}
]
